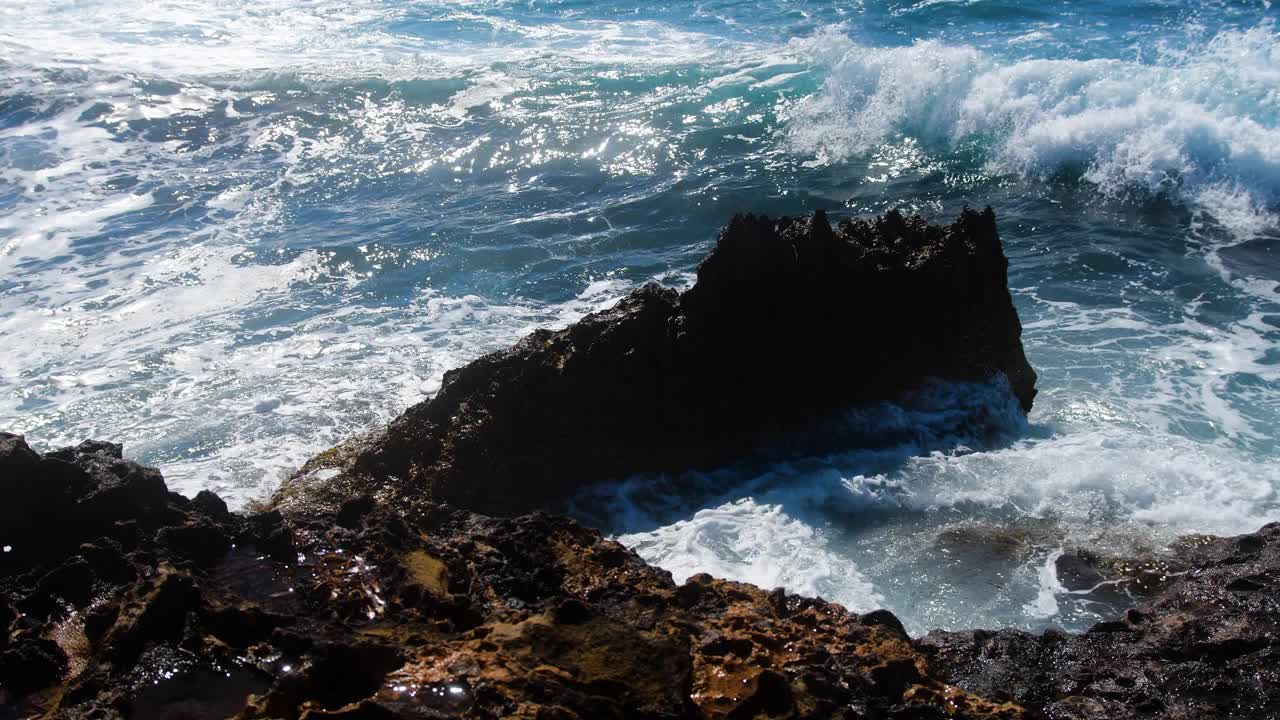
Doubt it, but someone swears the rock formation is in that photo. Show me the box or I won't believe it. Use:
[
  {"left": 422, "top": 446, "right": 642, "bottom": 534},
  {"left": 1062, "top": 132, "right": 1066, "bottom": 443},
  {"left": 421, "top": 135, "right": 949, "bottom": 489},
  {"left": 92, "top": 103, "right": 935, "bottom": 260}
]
[
  {"left": 3, "top": 209, "right": 1278, "bottom": 719},
  {"left": 1, "top": 435, "right": 1023, "bottom": 719},
  {"left": 280, "top": 208, "right": 1037, "bottom": 517},
  {"left": 3, "top": 436, "right": 1279, "bottom": 719},
  {"left": 920, "top": 527, "right": 1280, "bottom": 719}
]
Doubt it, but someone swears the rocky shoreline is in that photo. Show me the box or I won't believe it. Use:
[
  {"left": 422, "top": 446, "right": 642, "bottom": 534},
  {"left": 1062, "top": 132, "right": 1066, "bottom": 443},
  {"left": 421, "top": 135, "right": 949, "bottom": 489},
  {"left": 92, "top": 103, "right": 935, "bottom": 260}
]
[
  {"left": 2, "top": 436, "right": 1277, "bottom": 719},
  {"left": 3, "top": 210, "right": 1277, "bottom": 719}
]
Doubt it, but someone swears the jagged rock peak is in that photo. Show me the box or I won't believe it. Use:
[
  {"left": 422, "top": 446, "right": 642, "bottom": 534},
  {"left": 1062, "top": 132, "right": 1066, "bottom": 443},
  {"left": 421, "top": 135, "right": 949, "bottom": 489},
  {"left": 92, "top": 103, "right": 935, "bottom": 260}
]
[{"left": 279, "top": 208, "right": 1037, "bottom": 517}]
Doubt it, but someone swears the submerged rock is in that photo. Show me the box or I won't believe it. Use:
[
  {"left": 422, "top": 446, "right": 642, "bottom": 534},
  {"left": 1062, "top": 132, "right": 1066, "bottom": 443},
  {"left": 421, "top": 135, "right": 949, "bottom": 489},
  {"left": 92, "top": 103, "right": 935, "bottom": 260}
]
[
  {"left": 1053, "top": 546, "right": 1191, "bottom": 598},
  {"left": 281, "top": 208, "right": 1037, "bottom": 517},
  {"left": 934, "top": 521, "right": 1065, "bottom": 562}
]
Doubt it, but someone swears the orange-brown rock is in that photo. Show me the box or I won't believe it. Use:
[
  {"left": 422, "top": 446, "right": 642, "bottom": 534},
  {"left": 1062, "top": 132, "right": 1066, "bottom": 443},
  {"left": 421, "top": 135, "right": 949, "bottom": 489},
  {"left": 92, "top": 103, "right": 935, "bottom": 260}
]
[
  {"left": 4, "top": 437, "right": 1280, "bottom": 719},
  {"left": 2, "top": 436, "right": 1023, "bottom": 719}
]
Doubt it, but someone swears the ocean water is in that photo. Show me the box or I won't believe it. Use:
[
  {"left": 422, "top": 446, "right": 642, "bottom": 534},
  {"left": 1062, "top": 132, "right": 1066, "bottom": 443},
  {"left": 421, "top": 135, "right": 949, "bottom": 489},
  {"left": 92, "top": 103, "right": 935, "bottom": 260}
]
[{"left": 2, "top": 1, "right": 1277, "bottom": 634}]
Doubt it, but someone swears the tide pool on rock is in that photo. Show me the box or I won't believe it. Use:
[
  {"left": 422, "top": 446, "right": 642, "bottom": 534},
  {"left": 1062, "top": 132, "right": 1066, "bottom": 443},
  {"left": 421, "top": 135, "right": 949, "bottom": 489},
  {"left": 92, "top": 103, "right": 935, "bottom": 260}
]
[{"left": 3, "top": 0, "right": 1279, "bottom": 638}]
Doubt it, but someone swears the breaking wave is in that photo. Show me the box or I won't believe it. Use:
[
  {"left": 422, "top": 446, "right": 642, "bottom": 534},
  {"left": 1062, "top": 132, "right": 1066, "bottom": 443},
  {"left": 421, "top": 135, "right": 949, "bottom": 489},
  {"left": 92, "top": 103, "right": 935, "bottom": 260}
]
[{"left": 784, "top": 22, "right": 1280, "bottom": 237}]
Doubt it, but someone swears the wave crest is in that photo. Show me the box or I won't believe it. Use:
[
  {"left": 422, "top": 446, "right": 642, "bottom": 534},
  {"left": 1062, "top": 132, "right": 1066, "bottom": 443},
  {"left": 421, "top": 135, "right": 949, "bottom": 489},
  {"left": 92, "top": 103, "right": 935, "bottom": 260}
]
[{"left": 785, "top": 23, "right": 1280, "bottom": 237}]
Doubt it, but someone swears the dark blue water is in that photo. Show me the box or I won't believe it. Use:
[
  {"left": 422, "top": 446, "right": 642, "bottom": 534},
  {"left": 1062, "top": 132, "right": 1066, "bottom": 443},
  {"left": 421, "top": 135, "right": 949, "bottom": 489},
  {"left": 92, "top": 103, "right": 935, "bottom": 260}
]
[{"left": 2, "top": 0, "right": 1277, "bottom": 633}]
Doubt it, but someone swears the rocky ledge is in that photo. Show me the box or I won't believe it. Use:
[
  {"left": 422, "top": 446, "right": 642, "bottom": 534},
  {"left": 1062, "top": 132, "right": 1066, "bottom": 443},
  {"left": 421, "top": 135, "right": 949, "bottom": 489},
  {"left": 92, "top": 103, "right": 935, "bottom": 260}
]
[
  {"left": 279, "top": 208, "right": 1037, "bottom": 517},
  {"left": 2, "top": 436, "right": 1023, "bottom": 720},
  {"left": 2, "top": 437, "right": 1278, "bottom": 719}
]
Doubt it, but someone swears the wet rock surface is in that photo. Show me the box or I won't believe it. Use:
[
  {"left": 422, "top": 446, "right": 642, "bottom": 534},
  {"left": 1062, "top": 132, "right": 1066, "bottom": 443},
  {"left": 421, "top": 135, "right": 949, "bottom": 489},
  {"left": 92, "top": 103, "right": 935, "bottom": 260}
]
[
  {"left": 1052, "top": 545, "right": 1194, "bottom": 599},
  {"left": 919, "top": 524, "right": 1280, "bottom": 719},
  {"left": 280, "top": 208, "right": 1037, "bottom": 517},
  {"left": 4, "top": 437, "right": 1279, "bottom": 719},
  {"left": 2, "top": 436, "right": 1023, "bottom": 719}
]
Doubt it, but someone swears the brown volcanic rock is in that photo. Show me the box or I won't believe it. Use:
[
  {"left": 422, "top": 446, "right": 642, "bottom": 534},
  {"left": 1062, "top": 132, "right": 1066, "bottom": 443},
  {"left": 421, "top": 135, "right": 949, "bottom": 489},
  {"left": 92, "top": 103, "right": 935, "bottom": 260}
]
[
  {"left": 3, "top": 446, "right": 1278, "bottom": 719},
  {"left": 280, "top": 208, "right": 1037, "bottom": 517},
  {"left": 1, "top": 437, "right": 1019, "bottom": 720}
]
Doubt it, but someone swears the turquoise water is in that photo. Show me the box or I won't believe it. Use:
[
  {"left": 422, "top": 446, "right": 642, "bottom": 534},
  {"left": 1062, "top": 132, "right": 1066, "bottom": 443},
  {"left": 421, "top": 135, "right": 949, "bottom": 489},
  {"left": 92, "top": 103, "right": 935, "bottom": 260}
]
[{"left": 2, "top": 1, "right": 1277, "bottom": 633}]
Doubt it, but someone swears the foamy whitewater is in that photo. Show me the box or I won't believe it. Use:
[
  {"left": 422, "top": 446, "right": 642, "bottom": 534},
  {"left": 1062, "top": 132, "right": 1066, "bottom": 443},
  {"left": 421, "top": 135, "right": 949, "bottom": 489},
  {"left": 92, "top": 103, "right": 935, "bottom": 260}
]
[{"left": 2, "top": 1, "right": 1277, "bottom": 634}]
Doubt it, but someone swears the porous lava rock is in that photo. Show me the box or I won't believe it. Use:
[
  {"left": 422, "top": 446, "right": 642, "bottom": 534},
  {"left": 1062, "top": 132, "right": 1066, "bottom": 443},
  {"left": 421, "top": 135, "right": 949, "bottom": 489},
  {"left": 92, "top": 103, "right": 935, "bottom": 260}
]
[
  {"left": 5, "top": 437, "right": 1280, "bottom": 719},
  {"left": 1, "top": 436, "right": 1021, "bottom": 719},
  {"left": 281, "top": 208, "right": 1037, "bottom": 517}
]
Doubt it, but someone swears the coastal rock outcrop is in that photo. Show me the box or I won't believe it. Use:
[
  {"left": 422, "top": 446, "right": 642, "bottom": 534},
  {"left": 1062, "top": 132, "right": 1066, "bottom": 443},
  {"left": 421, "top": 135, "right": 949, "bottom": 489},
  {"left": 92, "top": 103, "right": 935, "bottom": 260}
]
[
  {"left": 0, "top": 436, "right": 1021, "bottom": 719},
  {"left": 281, "top": 208, "right": 1037, "bottom": 517},
  {"left": 36, "top": 208, "right": 1280, "bottom": 720},
  {"left": 4, "top": 437, "right": 1280, "bottom": 719}
]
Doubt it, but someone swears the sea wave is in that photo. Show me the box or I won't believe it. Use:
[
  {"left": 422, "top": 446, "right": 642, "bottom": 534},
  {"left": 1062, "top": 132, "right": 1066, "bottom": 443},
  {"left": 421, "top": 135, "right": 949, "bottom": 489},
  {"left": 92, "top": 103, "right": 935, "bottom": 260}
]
[
  {"left": 784, "top": 22, "right": 1280, "bottom": 237},
  {"left": 2, "top": 0, "right": 1278, "bottom": 634},
  {"left": 604, "top": 377, "right": 1279, "bottom": 632}
]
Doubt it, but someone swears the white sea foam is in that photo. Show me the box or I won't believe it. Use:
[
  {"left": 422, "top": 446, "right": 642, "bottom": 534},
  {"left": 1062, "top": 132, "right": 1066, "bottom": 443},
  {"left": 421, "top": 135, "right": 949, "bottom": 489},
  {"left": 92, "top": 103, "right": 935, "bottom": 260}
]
[
  {"left": 0, "top": 0, "right": 408, "bottom": 75},
  {"left": 0, "top": 0, "right": 757, "bottom": 80},
  {"left": 1, "top": 0, "right": 743, "bottom": 506},
  {"left": 604, "top": 375, "right": 1279, "bottom": 631},
  {"left": 879, "top": 427, "right": 1279, "bottom": 538},
  {"left": 2, "top": 252, "right": 637, "bottom": 502},
  {"left": 1019, "top": 276, "right": 1280, "bottom": 451},
  {"left": 2, "top": 2, "right": 1278, "bottom": 634},
  {"left": 784, "top": 22, "right": 1280, "bottom": 239},
  {"left": 1025, "top": 549, "right": 1066, "bottom": 619},
  {"left": 619, "top": 498, "right": 885, "bottom": 610}
]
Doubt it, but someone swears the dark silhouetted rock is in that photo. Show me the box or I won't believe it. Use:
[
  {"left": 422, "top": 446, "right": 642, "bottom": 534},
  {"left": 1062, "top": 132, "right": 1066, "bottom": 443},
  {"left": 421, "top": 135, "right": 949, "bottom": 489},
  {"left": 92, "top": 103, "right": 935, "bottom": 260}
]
[
  {"left": 0, "top": 636, "right": 68, "bottom": 698},
  {"left": 33, "top": 557, "right": 95, "bottom": 609},
  {"left": 158, "top": 520, "right": 232, "bottom": 566},
  {"left": 336, "top": 494, "right": 377, "bottom": 529},
  {"left": 245, "top": 509, "right": 297, "bottom": 562},
  {"left": 281, "top": 208, "right": 1037, "bottom": 517},
  {"left": 192, "top": 489, "right": 230, "bottom": 520}
]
